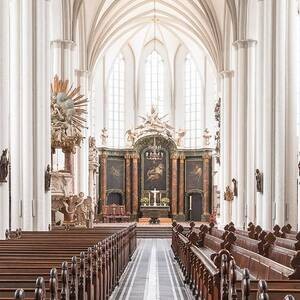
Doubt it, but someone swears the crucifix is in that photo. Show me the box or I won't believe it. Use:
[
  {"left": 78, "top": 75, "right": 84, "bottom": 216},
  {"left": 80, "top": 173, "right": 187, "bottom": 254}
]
[{"left": 150, "top": 188, "right": 160, "bottom": 206}]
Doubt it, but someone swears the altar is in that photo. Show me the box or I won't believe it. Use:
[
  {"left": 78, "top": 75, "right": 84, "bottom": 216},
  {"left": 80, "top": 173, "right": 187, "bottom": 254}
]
[
  {"left": 98, "top": 107, "right": 213, "bottom": 222},
  {"left": 140, "top": 206, "right": 170, "bottom": 223}
]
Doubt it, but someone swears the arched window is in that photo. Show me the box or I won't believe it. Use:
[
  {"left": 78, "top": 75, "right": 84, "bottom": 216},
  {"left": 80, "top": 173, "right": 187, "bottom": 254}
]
[
  {"left": 145, "top": 50, "right": 164, "bottom": 113},
  {"left": 108, "top": 53, "right": 125, "bottom": 148},
  {"left": 184, "top": 53, "right": 202, "bottom": 148}
]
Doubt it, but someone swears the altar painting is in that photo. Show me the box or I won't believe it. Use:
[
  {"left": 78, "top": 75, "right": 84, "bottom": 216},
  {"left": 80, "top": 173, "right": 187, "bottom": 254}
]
[
  {"left": 107, "top": 158, "right": 125, "bottom": 190},
  {"left": 143, "top": 151, "right": 167, "bottom": 191},
  {"left": 186, "top": 159, "right": 203, "bottom": 191}
]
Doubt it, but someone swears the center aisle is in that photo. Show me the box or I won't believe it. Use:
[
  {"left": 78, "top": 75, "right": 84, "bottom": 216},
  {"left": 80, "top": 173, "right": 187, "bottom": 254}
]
[{"left": 111, "top": 239, "right": 193, "bottom": 300}]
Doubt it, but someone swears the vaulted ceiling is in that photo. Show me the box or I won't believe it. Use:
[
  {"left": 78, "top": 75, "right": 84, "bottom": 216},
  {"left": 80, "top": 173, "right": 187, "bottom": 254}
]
[{"left": 78, "top": 0, "right": 226, "bottom": 72}]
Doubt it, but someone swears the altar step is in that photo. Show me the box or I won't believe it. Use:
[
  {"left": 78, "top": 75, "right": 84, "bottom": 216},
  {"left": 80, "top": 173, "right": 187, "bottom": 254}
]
[
  {"left": 138, "top": 217, "right": 172, "bottom": 224},
  {"left": 136, "top": 224, "right": 173, "bottom": 239}
]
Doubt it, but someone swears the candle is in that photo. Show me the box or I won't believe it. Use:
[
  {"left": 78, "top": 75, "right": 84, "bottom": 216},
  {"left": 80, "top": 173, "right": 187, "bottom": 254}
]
[{"left": 189, "top": 195, "right": 192, "bottom": 210}]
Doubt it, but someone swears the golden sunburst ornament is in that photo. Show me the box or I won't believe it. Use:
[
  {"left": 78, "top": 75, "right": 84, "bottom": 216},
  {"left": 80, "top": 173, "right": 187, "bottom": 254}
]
[{"left": 51, "top": 75, "right": 88, "bottom": 153}]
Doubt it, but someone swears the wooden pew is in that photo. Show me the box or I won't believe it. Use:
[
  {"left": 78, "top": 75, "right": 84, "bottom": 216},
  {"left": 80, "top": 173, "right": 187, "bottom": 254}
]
[
  {"left": 222, "top": 255, "right": 300, "bottom": 300},
  {"left": 0, "top": 224, "right": 136, "bottom": 300}
]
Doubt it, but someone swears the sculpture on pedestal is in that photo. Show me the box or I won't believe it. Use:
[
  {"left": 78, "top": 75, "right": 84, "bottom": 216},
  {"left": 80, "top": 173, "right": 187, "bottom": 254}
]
[
  {"left": 45, "top": 164, "right": 51, "bottom": 192},
  {"left": 0, "top": 149, "right": 9, "bottom": 183},
  {"left": 224, "top": 185, "right": 234, "bottom": 201},
  {"left": 255, "top": 169, "right": 263, "bottom": 193},
  {"left": 232, "top": 178, "right": 238, "bottom": 197}
]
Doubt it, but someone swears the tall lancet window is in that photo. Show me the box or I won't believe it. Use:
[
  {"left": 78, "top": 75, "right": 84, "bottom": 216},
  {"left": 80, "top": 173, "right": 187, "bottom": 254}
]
[
  {"left": 145, "top": 50, "right": 164, "bottom": 113},
  {"left": 184, "top": 53, "right": 202, "bottom": 148},
  {"left": 108, "top": 53, "right": 125, "bottom": 148}
]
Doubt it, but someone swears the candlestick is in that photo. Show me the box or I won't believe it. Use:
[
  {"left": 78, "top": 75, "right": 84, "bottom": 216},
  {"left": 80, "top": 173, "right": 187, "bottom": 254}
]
[{"left": 189, "top": 195, "right": 192, "bottom": 210}]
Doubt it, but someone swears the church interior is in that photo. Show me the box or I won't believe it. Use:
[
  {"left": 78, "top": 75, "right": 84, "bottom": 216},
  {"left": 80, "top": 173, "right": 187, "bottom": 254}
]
[{"left": 0, "top": 0, "right": 300, "bottom": 299}]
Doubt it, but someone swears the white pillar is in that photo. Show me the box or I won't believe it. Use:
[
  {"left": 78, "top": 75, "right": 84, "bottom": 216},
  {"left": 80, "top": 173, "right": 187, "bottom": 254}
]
[
  {"left": 50, "top": 40, "right": 75, "bottom": 80},
  {"left": 0, "top": 0, "right": 10, "bottom": 238},
  {"left": 286, "top": 0, "right": 299, "bottom": 229},
  {"left": 20, "top": 0, "right": 34, "bottom": 230},
  {"left": 9, "top": 0, "right": 22, "bottom": 231},
  {"left": 75, "top": 69, "right": 89, "bottom": 196},
  {"left": 231, "top": 46, "right": 238, "bottom": 225},
  {"left": 221, "top": 71, "right": 234, "bottom": 224},
  {"left": 33, "top": 0, "right": 51, "bottom": 231},
  {"left": 246, "top": 40, "right": 257, "bottom": 224},
  {"left": 255, "top": 0, "right": 264, "bottom": 226},
  {"left": 234, "top": 40, "right": 249, "bottom": 229},
  {"left": 262, "top": 0, "right": 274, "bottom": 230},
  {"left": 274, "top": 0, "right": 287, "bottom": 226}
]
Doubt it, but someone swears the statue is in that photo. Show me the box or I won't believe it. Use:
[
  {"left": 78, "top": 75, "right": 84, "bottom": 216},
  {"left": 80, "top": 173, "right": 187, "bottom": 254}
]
[
  {"left": 125, "top": 129, "right": 137, "bottom": 147},
  {"left": 175, "top": 128, "right": 186, "bottom": 147},
  {"left": 298, "top": 161, "right": 300, "bottom": 177},
  {"left": 88, "top": 136, "right": 98, "bottom": 164},
  {"left": 224, "top": 185, "right": 234, "bottom": 201},
  {"left": 101, "top": 128, "right": 108, "bottom": 146},
  {"left": 203, "top": 128, "right": 212, "bottom": 147},
  {"left": 255, "top": 169, "right": 263, "bottom": 193},
  {"left": 232, "top": 178, "right": 238, "bottom": 197},
  {"left": 0, "top": 149, "right": 9, "bottom": 183},
  {"left": 45, "top": 164, "right": 51, "bottom": 192}
]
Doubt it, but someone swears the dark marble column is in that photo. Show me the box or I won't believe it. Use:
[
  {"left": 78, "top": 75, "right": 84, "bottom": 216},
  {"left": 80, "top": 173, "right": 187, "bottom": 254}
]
[
  {"left": 132, "top": 153, "right": 139, "bottom": 219},
  {"left": 178, "top": 154, "right": 185, "bottom": 217},
  {"left": 125, "top": 153, "right": 132, "bottom": 214},
  {"left": 100, "top": 151, "right": 108, "bottom": 206},
  {"left": 171, "top": 152, "right": 178, "bottom": 217},
  {"left": 202, "top": 151, "right": 211, "bottom": 220}
]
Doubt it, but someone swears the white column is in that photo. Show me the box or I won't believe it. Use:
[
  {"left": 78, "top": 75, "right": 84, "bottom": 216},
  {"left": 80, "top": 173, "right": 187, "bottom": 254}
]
[
  {"left": 0, "top": 0, "right": 10, "bottom": 238},
  {"left": 274, "top": 0, "right": 287, "bottom": 226},
  {"left": 33, "top": 0, "right": 51, "bottom": 231},
  {"left": 50, "top": 40, "right": 75, "bottom": 80},
  {"left": 75, "top": 69, "right": 89, "bottom": 196},
  {"left": 9, "top": 0, "right": 22, "bottom": 231},
  {"left": 234, "top": 40, "right": 248, "bottom": 229},
  {"left": 286, "top": 0, "right": 298, "bottom": 229},
  {"left": 20, "top": 0, "right": 34, "bottom": 230},
  {"left": 221, "top": 70, "right": 234, "bottom": 224},
  {"left": 255, "top": 0, "right": 264, "bottom": 226},
  {"left": 246, "top": 40, "right": 257, "bottom": 224},
  {"left": 231, "top": 46, "right": 238, "bottom": 225},
  {"left": 262, "top": 0, "right": 274, "bottom": 230}
]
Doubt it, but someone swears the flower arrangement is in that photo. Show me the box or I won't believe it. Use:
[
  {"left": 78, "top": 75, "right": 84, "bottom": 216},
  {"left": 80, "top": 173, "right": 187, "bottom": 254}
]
[
  {"left": 140, "top": 197, "right": 149, "bottom": 206},
  {"left": 161, "top": 197, "right": 170, "bottom": 206}
]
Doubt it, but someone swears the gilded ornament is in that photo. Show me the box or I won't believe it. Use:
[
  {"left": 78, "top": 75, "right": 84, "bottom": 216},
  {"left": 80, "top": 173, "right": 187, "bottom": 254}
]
[{"left": 51, "top": 75, "right": 88, "bottom": 153}]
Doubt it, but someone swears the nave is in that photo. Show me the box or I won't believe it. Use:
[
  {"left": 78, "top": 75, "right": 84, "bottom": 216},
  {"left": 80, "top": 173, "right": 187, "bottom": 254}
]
[{"left": 111, "top": 239, "right": 192, "bottom": 300}]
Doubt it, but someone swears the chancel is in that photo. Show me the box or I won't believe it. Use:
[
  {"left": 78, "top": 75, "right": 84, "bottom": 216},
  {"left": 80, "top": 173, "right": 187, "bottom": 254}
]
[{"left": 0, "top": 0, "right": 300, "bottom": 299}]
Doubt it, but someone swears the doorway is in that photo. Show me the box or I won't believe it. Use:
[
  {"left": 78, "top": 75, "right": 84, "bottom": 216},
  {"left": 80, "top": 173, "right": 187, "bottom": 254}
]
[{"left": 187, "top": 193, "right": 202, "bottom": 221}]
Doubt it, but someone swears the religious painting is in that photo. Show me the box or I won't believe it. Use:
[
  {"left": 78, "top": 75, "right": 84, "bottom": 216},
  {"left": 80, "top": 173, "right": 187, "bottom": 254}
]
[
  {"left": 143, "top": 150, "right": 167, "bottom": 191},
  {"left": 107, "top": 158, "right": 125, "bottom": 191},
  {"left": 185, "top": 159, "right": 203, "bottom": 191}
]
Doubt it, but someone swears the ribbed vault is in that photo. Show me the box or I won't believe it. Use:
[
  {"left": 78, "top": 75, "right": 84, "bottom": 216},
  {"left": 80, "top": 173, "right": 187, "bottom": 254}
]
[{"left": 85, "top": 0, "right": 225, "bottom": 72}]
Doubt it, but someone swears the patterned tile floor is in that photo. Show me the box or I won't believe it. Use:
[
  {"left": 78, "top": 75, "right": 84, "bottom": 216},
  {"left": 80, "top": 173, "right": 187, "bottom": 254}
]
[{"left": 111, "top": 239, "right": 193, "bottom": 300}]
